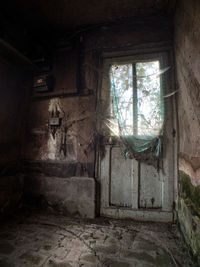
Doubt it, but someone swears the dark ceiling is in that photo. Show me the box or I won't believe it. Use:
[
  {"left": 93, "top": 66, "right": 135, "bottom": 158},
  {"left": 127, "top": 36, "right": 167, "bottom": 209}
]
[{"left": 2, "top": 0, "right": 176, "bottom": 33}]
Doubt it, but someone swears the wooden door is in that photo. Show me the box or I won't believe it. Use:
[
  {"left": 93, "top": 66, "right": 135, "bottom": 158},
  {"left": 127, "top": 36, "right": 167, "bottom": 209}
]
[{"left": 98, "top": 49, "right": 176, "bottom": 222}]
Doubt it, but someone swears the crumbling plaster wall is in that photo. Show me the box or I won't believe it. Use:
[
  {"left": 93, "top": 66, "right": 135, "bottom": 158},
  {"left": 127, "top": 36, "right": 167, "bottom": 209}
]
[
  {"left": 0, "top": 47, "right": 32, "bottom": 216},
  {"left": 24, "top": 45, "right": 97, "bottom": 175},
  {"left": 23, "top": 41, "right": 97, "bottom": 217},
  {"left": 23, "top": 16, "right": 173, "bottom": 217},
  {"left": 174, "top": 0, "right": 200, "bottom": 263}
]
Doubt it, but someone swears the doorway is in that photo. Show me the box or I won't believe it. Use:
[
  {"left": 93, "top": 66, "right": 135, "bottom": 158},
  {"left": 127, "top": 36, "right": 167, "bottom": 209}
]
[{"left": 98, "top": 48, "right": 177, "bottom": 222}]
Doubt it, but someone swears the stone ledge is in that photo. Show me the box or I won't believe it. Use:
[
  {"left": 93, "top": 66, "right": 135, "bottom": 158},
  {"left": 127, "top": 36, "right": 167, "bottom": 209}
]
[
  {"left": 23, "top": 175, "right": 96, "bottom": 218},
  {"left": 23, "top": 160, "right": 94, "bottom": 178}
]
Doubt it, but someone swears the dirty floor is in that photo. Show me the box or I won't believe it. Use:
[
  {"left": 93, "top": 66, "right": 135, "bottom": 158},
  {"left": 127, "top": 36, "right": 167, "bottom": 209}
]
[{"left": 0, "top": 211, "right": 196, "bottom": 267}]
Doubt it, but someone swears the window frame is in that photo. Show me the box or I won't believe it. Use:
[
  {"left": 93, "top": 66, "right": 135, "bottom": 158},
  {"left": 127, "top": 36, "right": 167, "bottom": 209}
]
[{"left": 101, "top": 52, "right": 167, "bottom": 138}]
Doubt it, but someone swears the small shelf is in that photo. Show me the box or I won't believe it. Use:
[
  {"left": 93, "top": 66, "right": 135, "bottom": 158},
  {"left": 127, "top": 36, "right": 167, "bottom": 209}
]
[{"left": 32, "top": 89, "right": 94, "bottom": 101}]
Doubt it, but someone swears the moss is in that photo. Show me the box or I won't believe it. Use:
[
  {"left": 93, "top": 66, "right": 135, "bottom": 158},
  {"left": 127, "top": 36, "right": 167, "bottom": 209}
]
[
  {"left": 179, "top": 171, "right": 200, "bottom": 265},
  {"left": 178, "top": 198, "right": 200, "bottom": 265},
  {"left": 179, "top": 170, "right": 200, "bottom": 216}
]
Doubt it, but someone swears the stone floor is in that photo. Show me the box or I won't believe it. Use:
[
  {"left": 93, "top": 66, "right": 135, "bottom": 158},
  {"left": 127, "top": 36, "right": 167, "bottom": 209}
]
[{"left": 0, "top": 210, "right": 196, "bottom": 267}]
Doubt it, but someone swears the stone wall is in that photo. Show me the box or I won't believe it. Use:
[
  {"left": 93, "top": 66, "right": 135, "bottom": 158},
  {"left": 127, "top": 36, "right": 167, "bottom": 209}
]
[
  {"left": 174, "top": 0, "right": 200, "bottom": 263},
  {"left": 23, "top": 15, "right": 173, "bottom": 218}
]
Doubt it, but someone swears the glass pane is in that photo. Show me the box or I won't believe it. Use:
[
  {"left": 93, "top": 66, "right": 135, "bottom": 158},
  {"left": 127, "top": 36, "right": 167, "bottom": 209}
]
[
  {"left": 136, "top": 61, "right": 162, "bottom": 136},
  {"left": 110, "top": 64, "right": 133, "bottom": 136}
]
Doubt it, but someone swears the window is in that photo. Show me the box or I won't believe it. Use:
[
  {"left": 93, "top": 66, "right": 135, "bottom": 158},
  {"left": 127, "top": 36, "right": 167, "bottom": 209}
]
[{"left": 109, "top": 57, "right": 164, "bottom": 138}]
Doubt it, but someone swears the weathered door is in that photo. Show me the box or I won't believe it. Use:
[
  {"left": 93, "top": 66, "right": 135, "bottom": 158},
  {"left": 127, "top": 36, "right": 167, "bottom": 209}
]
[{"left": 98, "top": 49, "right": 176, "bottom": 222}]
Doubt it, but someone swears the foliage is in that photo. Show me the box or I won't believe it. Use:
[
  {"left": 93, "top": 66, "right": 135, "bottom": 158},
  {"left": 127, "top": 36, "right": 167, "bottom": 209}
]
[
  {"left": 110, "top": 61, "right": 164, "bottom": 136},
  {"left": 109, "top": 60, "right": 164, "bottom": 155}
]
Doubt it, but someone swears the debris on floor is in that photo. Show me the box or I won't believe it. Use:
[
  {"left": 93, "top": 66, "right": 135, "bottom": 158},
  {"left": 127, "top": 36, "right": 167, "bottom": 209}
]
[{"left": 0, "top": 211, "right": 196, "bottom": 267}]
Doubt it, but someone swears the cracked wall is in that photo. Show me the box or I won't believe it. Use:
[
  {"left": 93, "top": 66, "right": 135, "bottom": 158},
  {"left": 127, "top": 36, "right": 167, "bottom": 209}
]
[{"left": 175, "top": 0, "right": 200, "bottom": 263}]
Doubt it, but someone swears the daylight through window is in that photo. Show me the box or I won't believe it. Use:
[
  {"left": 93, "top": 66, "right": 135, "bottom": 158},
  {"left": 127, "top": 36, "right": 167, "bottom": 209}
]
[{"left": 110, "top": 60, "right": 163, "bottom": 137}]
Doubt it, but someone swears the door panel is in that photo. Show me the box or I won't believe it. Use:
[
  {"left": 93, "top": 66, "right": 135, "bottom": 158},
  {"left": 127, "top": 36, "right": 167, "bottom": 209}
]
[
  {"left": 110, "top": 147, "right": 135, "bottom": 207},
  {"left": 139, "top": 163, "right": 162, "bottom": 209}
]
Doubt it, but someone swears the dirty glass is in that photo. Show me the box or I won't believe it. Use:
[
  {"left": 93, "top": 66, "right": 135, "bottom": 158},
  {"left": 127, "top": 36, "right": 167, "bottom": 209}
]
[
  {"left": 110, "top": 64, "right": 133, "bottom": 136},
  {"left": 109, "top": 59, "right": 164, "bottom": 156},
  {"left": 136, "top": 61, "right": 162, "bottom": 136}
]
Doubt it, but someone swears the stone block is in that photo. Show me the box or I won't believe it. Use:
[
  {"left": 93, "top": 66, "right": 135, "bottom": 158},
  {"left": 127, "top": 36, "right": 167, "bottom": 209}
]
[{"left": 23, "top": 175, "right": 96, "bottom": 218}]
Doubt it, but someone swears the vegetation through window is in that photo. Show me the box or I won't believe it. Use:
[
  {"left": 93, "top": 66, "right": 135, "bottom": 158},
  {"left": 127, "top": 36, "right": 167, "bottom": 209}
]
[{"left": 110, "top": 60, "right": 163, "bottom": 137}]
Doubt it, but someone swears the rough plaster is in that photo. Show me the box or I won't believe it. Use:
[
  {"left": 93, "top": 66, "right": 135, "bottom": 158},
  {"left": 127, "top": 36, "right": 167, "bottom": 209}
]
[
  {"left": 175, "top": 0, "right": 200, "bottom": 182},
  {"left": 175, "top": 0, "right": 200, "bottom": 263}
]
